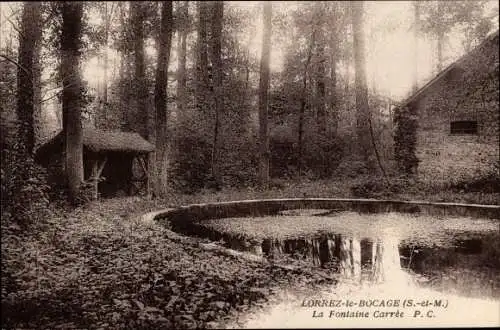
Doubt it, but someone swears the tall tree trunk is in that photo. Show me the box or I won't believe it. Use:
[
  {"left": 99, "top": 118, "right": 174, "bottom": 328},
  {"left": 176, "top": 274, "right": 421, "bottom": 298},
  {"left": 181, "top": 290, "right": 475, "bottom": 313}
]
[
  {"left": 351, "top": 1, "right": 374, "bottom": 170},
  {"left": 329, "top": 4, "right": 338, "bottom": 134},
  {"left": 176, "top": 1, "right": 188, "bottom": 114},
  {"left": 316, "top": 44, "right": 327, "bottom": 132},
  {"left": 258, "top": 1, "right": 272, "bottom": 188},
  {"left": 369, "top": 28, "right": 376, "bottom": 94},
  {"left": 61, "top": 2, "right": 84, "bottom": 202},
  {"left": 33, "top": 42, "right": 42, "bottom": 145},
  {"left": 413, "top": 1, "right": 419, "bottom": 93},
  {"left": 16, "top": 2, "right": 42, "bottom": 154},
  {"left": 315, "top": 3, "right": 327, "bottom": 133},
  {"left": 209, "top": 1, "right": 224, "bottom": 188},
  {"left": 196, "top": 1, "right": 209, "bottom": 113},
  {"left": 436, "top": 1, "right": 444, "bottom": 72},
  {"left": 154, "top": 1, "right": 173, "bottom": 197},
  {"left": 130, "top": 1, "right": 148, "bottom": 138},
  {"left": 298, "top": 25, "right": 316, "bottom": 177},
  {"left": 117, "top": 2, "right": 131, "bottom": 131},
  {"left": 102, "top": 3, "right": 113, "bottom": 106}
]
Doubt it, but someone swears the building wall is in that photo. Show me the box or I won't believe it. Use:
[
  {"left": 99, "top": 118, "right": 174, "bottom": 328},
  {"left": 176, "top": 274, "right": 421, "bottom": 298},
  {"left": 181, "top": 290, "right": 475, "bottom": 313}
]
[{"left": 412, "top": 35, "right": 499, "bottom": 184}]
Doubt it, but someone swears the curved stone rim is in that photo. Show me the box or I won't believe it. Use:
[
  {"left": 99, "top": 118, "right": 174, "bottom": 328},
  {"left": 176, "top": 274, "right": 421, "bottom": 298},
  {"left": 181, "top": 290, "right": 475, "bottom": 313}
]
[{"left": 150, "top": 198, "right": 500, "bottom": 226}]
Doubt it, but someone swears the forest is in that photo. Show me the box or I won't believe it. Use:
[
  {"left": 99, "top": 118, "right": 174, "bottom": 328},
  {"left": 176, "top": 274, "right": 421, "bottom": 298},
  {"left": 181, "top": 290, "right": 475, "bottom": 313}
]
[{"left": 1, "top": 1, "right": 499, "bottom": 329}]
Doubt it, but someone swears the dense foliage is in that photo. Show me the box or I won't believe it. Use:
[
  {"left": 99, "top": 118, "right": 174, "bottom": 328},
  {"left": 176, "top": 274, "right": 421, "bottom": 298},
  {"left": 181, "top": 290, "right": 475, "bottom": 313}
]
[
  {"left": 393, "top": 105, "right": 419, "bottom": 175},
  {"left": 1, "top": 138, "right": 52, "bottom": 228}
]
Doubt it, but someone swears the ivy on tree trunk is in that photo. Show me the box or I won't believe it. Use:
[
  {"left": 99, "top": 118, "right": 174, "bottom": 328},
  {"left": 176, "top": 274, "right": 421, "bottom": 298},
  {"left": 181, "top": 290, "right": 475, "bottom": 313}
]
[
  {"left": 61, "top": 1, "right": 84, "bottom": 202},
  {"left": 394, "top": 105, "right": 419, "bottom": 176}
]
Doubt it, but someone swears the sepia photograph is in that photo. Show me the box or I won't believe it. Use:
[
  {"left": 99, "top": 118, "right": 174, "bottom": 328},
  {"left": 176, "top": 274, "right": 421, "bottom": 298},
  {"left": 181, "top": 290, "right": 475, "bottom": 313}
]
[{"left": 1, "top": 1, "right": 499, "bottom": 328}]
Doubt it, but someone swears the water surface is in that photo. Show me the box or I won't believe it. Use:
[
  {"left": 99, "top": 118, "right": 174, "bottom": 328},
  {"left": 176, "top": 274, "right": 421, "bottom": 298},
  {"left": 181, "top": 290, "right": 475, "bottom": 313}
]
[{"left": 194, "top": 210, "right": 500, "bottom": 328}]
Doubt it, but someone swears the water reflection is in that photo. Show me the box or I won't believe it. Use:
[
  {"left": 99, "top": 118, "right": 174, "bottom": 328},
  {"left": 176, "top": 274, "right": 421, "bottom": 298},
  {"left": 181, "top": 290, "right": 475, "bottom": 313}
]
[
  {"left": 260, "top": 234, "right": 409, "bottom": 285},
  {"left": 222, "top": 230, "right": 500, "bottom": 299},
  {"left": 226, "top": 232, "right": 405, "bottom": 286}
]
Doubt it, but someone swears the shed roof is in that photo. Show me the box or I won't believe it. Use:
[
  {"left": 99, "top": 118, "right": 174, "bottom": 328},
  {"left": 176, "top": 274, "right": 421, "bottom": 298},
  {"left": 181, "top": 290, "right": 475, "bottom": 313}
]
[
  {"left": 35, "top": 128, "right": 155, "bottom": 159},
  {"left": 398, "top": 30, "right": 499, "bottom": 108},
  {"left": 81, "top": 128, "right": 155, "bottom": 153}
]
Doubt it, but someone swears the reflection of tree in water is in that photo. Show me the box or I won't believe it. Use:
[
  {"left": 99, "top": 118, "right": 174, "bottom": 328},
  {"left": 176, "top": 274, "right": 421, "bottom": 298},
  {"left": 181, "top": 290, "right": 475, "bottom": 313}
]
[
  {"left": 262, "top": 233, "right": 406, "bottom": 285},
  {"left": 371, "top": 236, "right": 410, "bottom": 284},
  {"left": 338, "top": 236, "right": 361, "bottom": 280},
  {"left": 258, "top": 231, "right": 499, "bottom": 298},
  {"left": 223, "top": 227, "right": 498, "bottom": 298}
]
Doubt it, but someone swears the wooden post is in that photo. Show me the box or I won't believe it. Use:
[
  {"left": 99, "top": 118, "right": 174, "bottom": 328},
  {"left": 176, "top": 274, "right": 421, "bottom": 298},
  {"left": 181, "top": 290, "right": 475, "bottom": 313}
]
[
  {"left": 92, "top": 160, "right": 99, "bottom": 200},
  {"left": 138, "top": 155, "right": 150, "bottom": 198},
  {"left": 92, "top": 156, "right": 108, "bottom": 200},
  {"left": 146, "top": 156, "right": 151, "bottom": 199}
]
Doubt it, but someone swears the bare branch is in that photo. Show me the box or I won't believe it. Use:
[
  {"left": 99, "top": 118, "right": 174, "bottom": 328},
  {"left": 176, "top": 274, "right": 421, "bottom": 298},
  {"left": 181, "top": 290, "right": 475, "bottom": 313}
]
[
  {"left": 0, "top": 5, "right": 21, "bottom": 27},
  {"left": 41, "top": 91, "right": 61, "bottom": 104},
  {"left": 41, "top": 81, "right": 80, "bottom": 103},
  {"left": 4, "top": 11, "right": 23, "bottom": 37},
  {"left": 0, "top": 53, "right": 30, "bottom": 75}
]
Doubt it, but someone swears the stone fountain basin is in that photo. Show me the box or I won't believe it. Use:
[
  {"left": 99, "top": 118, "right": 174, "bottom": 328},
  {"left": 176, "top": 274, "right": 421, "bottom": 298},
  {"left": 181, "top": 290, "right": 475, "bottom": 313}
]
[
  {"left": 152, "top": 198, "right": 500, "bottom": 227},
  {"left": 148, "top": 199, "right": 500, "bottom": 328}
]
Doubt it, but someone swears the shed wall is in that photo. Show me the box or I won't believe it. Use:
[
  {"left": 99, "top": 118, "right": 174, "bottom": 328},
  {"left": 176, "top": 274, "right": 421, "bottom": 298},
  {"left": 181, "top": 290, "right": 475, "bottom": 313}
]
[{"left": 412, "top": 37, "right": 499, "bottom": 183}]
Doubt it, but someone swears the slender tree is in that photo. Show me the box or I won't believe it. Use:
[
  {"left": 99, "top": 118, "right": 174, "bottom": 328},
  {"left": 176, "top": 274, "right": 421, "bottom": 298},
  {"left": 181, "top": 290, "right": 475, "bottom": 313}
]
[
  {"left": 298, "top": 19, "right": 316, "bottom": 177},
  {"left": 154, "top": 1, "right": 173, "bottom": 197},
  {"left": 413, "top": 1, "right": 420, "bottom": 93},
  {"left": 60, "top": 1, "right": 84, "bottom": 201},
  {"left": 176, "top": 1, "right": 188, "bottom": 114},
  {"left": 328, "top": 2, "right": 339, "bottom": 134},
  {"left": 130, "top": 1, "right": 148, "bottom": 138},
  {"left": 195, "top": 1, "right": 209, "bottom": 112},
  {"left": 16, "top": 2, "right": 42, "bottom": 154},
  {"left": 314, "top": 3, "right": 327, "bottom": 133},
  {"left": 436, "top": 1, "right": 444, "bottom": 72},
  {"left": 419, "top": 1, "right": 493, "bottom": 73},
  {"left": 209, "top": 1, "right": 224, "bottom": 187},
  {"left": 102, "top": 3, "right": 115, "bottom": 108},
  {"left": 258, "top": 1, "right": 272, "bottom": 187},
  {"left": 351, "top": 1, "right": 374, "bottom": 170}
]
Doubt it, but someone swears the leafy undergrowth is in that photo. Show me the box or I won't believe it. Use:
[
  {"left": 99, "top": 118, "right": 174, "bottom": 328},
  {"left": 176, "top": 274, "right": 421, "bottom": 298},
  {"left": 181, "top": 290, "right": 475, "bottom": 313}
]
[
  {"left": 1, "top": 198, "right": 335, "bottom": 329},
  {"left": 349, "top": 175, "right": 500, "bottom": 205},
  {"left": 158, "top": 177, "right": 499, "bottom": 206}
]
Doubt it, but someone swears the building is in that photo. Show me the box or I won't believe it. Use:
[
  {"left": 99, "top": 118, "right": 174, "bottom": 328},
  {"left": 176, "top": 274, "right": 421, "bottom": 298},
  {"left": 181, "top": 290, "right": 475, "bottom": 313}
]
[
  {"left": 394, "top": 31, "right": 499, "bottom": 183},
  {"left": 35, "top": 128, "right": 155, "bottom": 199}
]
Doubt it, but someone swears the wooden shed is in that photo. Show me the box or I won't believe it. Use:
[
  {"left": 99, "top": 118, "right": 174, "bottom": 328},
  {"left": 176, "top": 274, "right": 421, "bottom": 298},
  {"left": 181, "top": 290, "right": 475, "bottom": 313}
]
[{"left": 35, "top": 128, "right": 155, "bottom": 199}]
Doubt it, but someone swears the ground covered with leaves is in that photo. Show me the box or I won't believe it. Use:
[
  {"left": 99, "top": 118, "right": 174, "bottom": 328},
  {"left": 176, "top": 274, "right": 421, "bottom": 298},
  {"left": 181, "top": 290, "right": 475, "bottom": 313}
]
[{"left": 1, "top": 197, "right": 335, "bottom": 329}]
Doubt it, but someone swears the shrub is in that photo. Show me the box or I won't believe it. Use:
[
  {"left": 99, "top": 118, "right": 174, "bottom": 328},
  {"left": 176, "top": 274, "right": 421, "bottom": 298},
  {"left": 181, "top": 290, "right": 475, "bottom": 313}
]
[
  {"left": 270, "top": 125, "right": 344, "bottom": 179},
  {"left": 449, "top": 161, "right": 500, "bottom": 193},
  {"left": 220, "top": 137, "right": 258, "bottom": 188},
  {"left": 393, "top": 105, "right": 419, "bottom": 175},
  {"left": 302, "top": 131, "right": 344, "bottom": 179},
  {"left": 335, "top": 160, "right": 370, "bottom": 178},
  {"left": 1, "top": 140, "right": 52, "bottom": 228},
  {"left": 169, "top": 131, "right": 212, "bottom": 194},
  {"left": 350, "top": 176, "right": 410, "bottom": 198}
]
